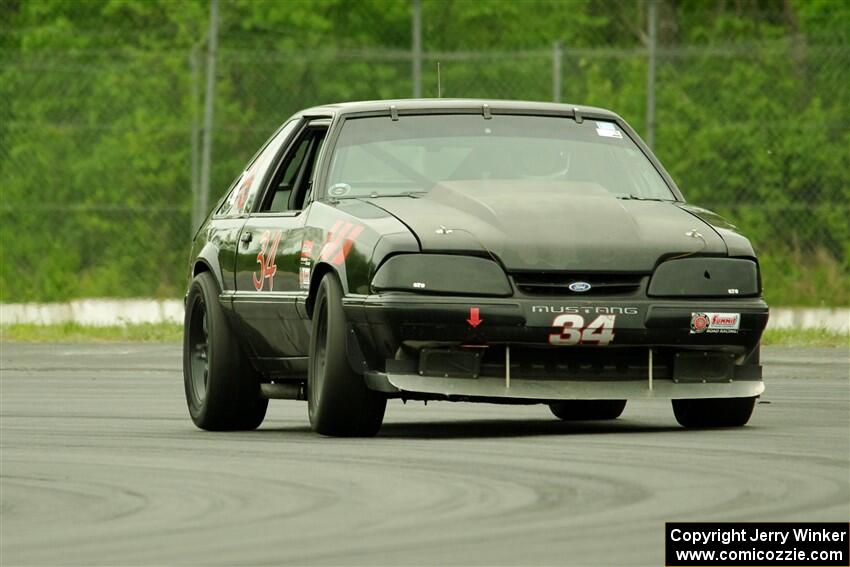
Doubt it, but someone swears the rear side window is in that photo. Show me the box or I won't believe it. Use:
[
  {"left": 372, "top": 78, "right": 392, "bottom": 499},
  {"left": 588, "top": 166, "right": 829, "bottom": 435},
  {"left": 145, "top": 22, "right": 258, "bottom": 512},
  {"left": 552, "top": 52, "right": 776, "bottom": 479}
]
[
  {"left": 217, "top": 120, "right": 298, "bottom": 216},
  {"left": 260, "top": 126, "right": 328, "bottom": 213},
  {"left": 265, "top": 135, "right": 311, "bottom": 212}
]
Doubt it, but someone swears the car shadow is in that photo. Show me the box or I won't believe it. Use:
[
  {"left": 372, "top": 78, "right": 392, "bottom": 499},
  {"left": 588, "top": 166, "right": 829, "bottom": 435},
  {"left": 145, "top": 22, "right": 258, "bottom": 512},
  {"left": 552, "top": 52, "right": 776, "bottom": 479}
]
[
  {"left": 251, "top": 418, "right": 685, "bottom": 440},
  {"left": 374, "top": 418, "right": 683, "bottom": 439}
]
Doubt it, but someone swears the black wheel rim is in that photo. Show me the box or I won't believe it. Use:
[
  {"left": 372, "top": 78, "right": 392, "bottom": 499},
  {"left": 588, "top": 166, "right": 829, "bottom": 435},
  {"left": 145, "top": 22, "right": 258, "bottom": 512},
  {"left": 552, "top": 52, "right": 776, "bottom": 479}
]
[
  {"left": 188, "top": 297, "right": 209, "bottom": 405},
  {"left": 310, "top": 298, "right": 329, "bottom": 413}
]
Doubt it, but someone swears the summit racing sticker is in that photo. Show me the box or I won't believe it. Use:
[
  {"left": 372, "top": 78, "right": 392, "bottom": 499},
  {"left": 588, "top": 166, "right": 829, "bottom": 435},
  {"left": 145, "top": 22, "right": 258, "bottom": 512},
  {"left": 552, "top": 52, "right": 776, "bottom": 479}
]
[{"left": 691, "top": 312, "right": 740, "bottom": 334}]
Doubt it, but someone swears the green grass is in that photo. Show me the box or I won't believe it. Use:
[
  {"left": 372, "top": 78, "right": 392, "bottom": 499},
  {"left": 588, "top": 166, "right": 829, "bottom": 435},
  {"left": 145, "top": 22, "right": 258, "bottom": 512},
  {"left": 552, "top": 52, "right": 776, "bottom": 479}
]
[
  {"left": 2, "top": 322, "right": 847, "bottom": 348},
  {"left": 760, "top": 328, "right": 849, "bottom": 348},
  {"left": 1, "top": 322, "right": 183, "bottom": 343}
]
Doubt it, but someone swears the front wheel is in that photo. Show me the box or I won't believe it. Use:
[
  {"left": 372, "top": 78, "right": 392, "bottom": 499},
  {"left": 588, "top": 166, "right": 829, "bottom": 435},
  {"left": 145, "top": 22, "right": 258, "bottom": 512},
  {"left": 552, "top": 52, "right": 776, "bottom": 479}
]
[
  {"left": 672, "top": 397, "right": 756, "bottom": 428},
  {"left": 549, "top": 400, "right": 627, "bottom": 421},
  {"left": 183, "top": 272, "right": 267, "bottom": 431},
  {"left": 308, "top": 273, "right": 386, "bottom": 437}
]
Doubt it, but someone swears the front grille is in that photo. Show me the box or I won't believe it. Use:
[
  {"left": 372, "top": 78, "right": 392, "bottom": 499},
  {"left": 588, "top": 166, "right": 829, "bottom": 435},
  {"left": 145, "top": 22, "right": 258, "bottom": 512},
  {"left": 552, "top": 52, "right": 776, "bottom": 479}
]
[{"left": 512, "top": 272, "right": 645, "bottom": 296}]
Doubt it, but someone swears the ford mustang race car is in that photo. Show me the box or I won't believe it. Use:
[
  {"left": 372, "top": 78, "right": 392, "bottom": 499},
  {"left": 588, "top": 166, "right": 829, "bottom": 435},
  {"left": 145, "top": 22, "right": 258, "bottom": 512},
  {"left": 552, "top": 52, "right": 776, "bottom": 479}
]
[{"left": 183, "top": 99, "right": 768, "bottom": 436}]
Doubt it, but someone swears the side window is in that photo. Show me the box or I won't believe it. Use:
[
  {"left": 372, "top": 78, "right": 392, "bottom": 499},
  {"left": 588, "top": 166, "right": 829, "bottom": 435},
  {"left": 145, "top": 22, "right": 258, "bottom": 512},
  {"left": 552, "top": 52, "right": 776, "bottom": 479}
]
[
  {"left": 217, "top": 120, "right": 298, "bottom": 216},
  {"left": 265, "top": 135, "right": 311, "bottom": 213},
  {"left": 260, "top": 126, "right": 328, "bottom": 213}
]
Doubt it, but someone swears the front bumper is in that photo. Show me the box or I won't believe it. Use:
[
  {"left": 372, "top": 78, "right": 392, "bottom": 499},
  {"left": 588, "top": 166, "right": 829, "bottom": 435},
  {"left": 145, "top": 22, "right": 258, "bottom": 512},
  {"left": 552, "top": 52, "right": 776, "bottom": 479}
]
[{"left": 344, "top": 294, "right": 768, "bottom": 401}]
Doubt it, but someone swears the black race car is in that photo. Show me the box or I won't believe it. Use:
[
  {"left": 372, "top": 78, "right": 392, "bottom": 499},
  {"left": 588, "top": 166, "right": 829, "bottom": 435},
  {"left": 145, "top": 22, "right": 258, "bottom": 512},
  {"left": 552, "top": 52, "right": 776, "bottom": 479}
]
[{"left": 183, "top": 99, "right": 768, "bottom": 436}]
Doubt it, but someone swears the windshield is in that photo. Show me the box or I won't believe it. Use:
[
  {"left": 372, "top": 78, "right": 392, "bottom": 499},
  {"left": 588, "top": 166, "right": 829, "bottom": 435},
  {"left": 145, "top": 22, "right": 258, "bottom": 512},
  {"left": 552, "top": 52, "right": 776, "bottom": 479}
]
[{"left": 326, "top": 114, "right": 675, "bottom": 200}]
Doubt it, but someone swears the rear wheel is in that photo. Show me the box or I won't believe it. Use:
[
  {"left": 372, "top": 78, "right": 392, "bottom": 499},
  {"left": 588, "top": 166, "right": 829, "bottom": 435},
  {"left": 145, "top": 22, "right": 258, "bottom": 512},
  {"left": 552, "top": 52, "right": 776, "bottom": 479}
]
[
  {"left": 183, "top": 272, "right": 267, "bottom": 430},
  {"left": 549, "top": 400, "right": 627, "bottom": 421},
  {"left": 672, "top": 397, "right": 756, "bottom": 428},
  {"left": 308, "top": 273, "right": 386, "bottom": 437}
]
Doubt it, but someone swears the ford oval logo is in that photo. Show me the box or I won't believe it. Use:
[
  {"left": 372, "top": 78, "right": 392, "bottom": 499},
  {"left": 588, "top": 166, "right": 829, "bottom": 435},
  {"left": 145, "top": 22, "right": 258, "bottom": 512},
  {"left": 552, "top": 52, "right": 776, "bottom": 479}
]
[{"left": 568, "top": 281, "right": 592, "bottom": 293}]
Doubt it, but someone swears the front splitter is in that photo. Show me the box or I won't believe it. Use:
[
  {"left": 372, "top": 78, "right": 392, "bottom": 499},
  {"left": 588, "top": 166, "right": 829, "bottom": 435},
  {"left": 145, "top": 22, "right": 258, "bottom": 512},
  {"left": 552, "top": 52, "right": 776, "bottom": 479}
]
[{"left": 364, "top": 372, "right": 764, "bottom": 401}]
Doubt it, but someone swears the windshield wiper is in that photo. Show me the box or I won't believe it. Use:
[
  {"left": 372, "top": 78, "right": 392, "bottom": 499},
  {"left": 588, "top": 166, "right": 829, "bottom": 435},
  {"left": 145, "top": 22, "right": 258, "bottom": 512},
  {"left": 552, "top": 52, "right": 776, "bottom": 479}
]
[
  {"left": 616, "top": 194, "right": 673, "bottom": 202},
  {"left": 362, "top": 191, "right": 427, "bottom": 199}
]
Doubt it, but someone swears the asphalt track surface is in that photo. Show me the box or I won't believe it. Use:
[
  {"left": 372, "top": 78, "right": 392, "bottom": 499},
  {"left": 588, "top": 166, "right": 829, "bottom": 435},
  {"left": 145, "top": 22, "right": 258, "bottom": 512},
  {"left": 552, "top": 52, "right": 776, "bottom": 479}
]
[{"left": 1, "top": 343, "right": 848, "bottom": 566}]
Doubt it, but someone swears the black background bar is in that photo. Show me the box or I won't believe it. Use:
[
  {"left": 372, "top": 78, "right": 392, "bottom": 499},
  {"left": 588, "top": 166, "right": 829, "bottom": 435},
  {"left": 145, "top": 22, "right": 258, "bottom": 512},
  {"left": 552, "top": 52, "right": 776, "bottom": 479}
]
[{"left": 666, "top": 522, "right": 849, "bottom": 566}]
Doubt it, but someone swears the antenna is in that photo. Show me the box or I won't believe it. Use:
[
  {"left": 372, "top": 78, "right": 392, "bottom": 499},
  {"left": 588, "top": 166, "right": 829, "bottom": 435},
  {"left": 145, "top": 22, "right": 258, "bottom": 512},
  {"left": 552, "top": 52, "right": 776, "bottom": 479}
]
[{"left": 437, "top": 62, "right": 441, "bottom": 98}]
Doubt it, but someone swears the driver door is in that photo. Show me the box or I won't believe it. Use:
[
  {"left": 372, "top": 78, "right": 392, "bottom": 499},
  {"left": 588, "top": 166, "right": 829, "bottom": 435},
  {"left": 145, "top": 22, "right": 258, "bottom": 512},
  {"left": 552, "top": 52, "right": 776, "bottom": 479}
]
[{"left": 233, "top": 119, "right": 329, "bottom": 372}]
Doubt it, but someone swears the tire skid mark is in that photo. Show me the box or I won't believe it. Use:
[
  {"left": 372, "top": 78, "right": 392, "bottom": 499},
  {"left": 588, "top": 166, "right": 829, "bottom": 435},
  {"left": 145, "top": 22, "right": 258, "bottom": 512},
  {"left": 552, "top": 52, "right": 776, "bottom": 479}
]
[{"left": 1, "top": 343, "right": 848, "bottom": 566}]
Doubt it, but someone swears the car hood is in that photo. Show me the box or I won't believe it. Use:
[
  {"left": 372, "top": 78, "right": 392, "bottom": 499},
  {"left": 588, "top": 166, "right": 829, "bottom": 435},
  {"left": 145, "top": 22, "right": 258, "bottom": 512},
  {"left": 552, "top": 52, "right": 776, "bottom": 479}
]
[{"left": 363, "top": 181, "right": 727, "bottom": 272}]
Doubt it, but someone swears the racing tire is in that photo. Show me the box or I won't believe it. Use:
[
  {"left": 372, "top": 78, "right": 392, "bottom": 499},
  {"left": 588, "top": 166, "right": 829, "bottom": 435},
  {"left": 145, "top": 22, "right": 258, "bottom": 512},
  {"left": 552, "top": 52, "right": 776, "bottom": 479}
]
[
  {"left": 672, "top": 397, "right": 756, "bottom": 428},
  {"left": 183, "top": 272, "right": 268, "bottom": 431},
  {"left": 308, "top": 273, "right": 386, "bottom": 437},
  {"left": 548, "top": 400, "right": 627, "bottom": 421}
]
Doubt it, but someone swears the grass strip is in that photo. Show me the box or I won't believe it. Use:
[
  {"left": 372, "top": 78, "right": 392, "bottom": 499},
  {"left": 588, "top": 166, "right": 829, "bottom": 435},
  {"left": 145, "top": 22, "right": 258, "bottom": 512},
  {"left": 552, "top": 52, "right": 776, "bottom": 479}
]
[
  {"left": 1, "top": 322, "right": 183, "bottom": 343},
  {"left": 760, "top": 328, "right": 848, "bottom": 348}
]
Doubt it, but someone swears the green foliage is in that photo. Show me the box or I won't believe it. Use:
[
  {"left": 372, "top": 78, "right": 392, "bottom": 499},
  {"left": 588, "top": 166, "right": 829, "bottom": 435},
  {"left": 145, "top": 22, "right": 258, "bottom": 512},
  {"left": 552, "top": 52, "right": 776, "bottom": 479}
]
[
  {"left": 760, "top": 247, "right": 850, "bottom": 307},
  {"left": 1, "top": 0, "right": 848, "bottom": 304}
]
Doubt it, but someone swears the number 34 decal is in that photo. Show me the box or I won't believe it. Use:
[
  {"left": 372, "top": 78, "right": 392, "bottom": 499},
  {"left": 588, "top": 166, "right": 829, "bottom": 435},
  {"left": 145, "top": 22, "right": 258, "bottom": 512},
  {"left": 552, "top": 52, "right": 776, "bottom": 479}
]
[
  {"left": 252, "top": 230, "right": 282, "bottom": 291},
  {"left": 548, "top": 314, "right": 616, "bottom": 346}
]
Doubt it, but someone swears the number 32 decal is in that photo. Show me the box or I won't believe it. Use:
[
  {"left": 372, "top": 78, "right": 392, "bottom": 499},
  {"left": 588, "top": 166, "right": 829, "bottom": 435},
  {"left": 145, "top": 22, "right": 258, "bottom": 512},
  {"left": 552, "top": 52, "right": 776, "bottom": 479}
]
[{"left": 549, "top": 314, "right": 616, "bottom": 346}]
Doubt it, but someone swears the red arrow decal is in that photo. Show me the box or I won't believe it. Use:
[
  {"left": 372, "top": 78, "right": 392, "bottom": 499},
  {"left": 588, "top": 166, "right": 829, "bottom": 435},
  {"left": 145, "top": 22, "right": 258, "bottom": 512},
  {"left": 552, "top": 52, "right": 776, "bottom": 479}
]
[{"left": 467, "top": 307, "right": 483, "bottom": 328}]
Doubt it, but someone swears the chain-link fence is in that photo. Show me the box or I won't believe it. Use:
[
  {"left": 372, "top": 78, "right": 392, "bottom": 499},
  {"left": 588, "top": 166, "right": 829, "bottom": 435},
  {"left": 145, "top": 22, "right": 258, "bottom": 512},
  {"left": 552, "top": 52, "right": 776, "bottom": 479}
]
[{"left": 2, "top": 3, "right": 848, "bottom": 305}]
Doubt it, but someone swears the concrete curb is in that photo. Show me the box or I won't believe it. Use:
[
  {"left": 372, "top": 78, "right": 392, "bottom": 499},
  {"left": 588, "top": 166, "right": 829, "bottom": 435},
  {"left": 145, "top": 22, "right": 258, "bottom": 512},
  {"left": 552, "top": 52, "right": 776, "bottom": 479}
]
[
  {"left": 765, "top": 307, "right": 849, "bottom": 333},
  {"left": 1, "top": 300, "right": 185, "bottom": 327},
  {"left": 1, "top": 300, "right": 848, "bottom": 332}
]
